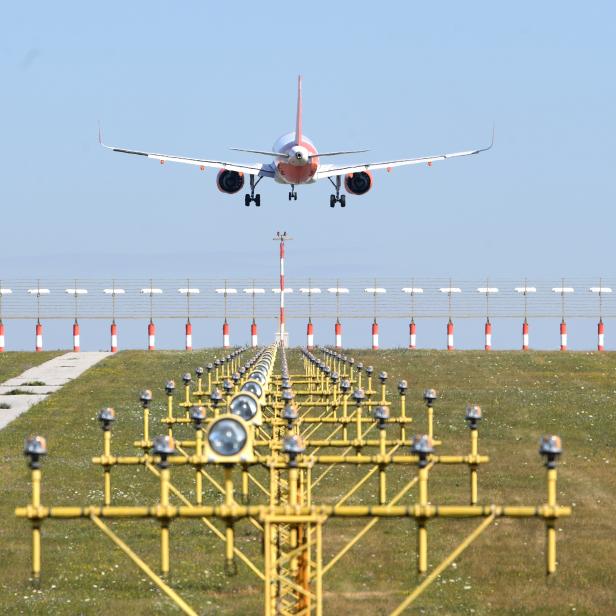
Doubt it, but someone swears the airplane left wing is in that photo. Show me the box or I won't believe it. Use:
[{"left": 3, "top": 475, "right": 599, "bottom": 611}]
[
  {"left": 99, "top": 128, "right": 275, "bottom": 177},
  {"left": 315, "top": 133, "right": 493, "bottom": 180}
]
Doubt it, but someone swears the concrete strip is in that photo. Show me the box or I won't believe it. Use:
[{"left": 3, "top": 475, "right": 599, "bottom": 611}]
[{"left": 0, "top": 352, "right": 111, "bottom": 430}]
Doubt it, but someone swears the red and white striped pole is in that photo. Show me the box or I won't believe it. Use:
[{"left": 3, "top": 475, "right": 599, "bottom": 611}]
[
  {"left": 371, "top": 319, "right": 379, "bottom": 350},
  {"left": 484, "top": 319, "right": 492, "bottom": 351},
  {"left": 185, "top": 320, "right": 193, "bottom": 351},
  {"left": 251, "top": 319, "right": 258, "bottom": 347},
  {"left": 306, "top": 318, "right": 314, "bottom": 350},
  {"left": 409, "top": 319, "right": 416, "bottom": 349},
  {"left": 447, "top": 319, "right": 454, "bottom": 351},
  {"left": 335, "top": 319, "right": 342, "bottom": 349},
  {"left": 110, "top": 321, "right": 118, "bottom": 353},
  {"left": 35, "top": 321, "right": 43, "bottom": 352},
  {"left": 148, "top": 320, "right": 156, "bottom": 351},
  {"left": 73, "top": 320, "right": 80, "bottom": 352},
  {"left": 223, "top": 319, "right": 230, "bottom": 349},
  {"left": 522, "top": 319, "right": 529, "bottom": 351},
  {"left": 0, "top": 321, "right": 5, "bottom": 352},
  {"left": 560, "top": 319, "right": 567, "bottom": 351},
  {"left": 598, "top": 318, "right": 605, "bottom": 352}
]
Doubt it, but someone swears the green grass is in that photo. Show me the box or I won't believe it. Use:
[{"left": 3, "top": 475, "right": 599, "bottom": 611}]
[
  {"left": 0, "top": 349, "right": 614, "bottom": 615},
  {"left": 0, "top": 351, "right": 62, "bottom": 383}
]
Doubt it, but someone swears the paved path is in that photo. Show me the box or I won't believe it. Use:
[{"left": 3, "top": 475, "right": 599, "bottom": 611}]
[{"left": 0, "top": 352, "right": 111, "bottom": 430}]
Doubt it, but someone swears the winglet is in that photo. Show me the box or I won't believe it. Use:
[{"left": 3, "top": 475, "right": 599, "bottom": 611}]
[
  {"left": 295, "top": 75, "right": 303, "bottom": 146},
  {"left": 98, "top": 121, "right": 103, "bottom": 145}
]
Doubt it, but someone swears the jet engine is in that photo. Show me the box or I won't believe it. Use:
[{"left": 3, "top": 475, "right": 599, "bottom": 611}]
[
  {"left": 216, "top": 170, "right": 245, "bottom": 194},
  {"left": 344, "top": 171, "right": 373, "bottom": 195}
]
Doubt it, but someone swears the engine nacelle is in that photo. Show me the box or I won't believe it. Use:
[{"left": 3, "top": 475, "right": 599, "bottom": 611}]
[
  {"left": 344, "top": 171, "right": 373, "bottom": 195},
  {"left": 216, "top": 170, "right": 245, "bottom": 194}
]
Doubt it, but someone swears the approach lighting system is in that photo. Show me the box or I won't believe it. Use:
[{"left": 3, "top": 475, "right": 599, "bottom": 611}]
[
  {"left": 241, "top": 380, "right": 264, "bottom": 400},
  {"left": 465, "top": 404, "right": 482, "bottom": 430},
  {"left": 229, "top": 392, "right": 261, "bottom": 426},
  {"left": 24, "top": 436, "right": 47, "bottom": 469},
  {"left": 205, "top": 417, "right": 255, "bottom": 463},
  {"left": 539, "top": 435, "right": 563, "bottom": 468}
]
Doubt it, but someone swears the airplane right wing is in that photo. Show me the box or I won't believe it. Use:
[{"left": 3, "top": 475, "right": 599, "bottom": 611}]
[{"left": 315, "top": 132, "right": 494, "bottom": 180}]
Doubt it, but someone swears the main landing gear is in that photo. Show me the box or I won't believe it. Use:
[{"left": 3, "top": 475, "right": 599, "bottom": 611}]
[
  {"left": 288, "top": 185, "right": 298, "bottom": 201},
  {"left": 328, "top": 176, "right": 346, "bottom": 207},
  {"left": 245, "top": 175, "right": 262, "bottom": 207}
]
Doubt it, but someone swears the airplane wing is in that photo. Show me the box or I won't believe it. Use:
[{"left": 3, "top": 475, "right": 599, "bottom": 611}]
[
  {"left": 314, "top": 133, "right": 493, "bottom": 180},
  {"left": 99, "top": 128, "right": 275, "bottom": 177}
]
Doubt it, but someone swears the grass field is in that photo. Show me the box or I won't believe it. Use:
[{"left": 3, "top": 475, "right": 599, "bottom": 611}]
[
  {"left": 0, "top": 351, "right": 63, "bottom": 383},
  {"left": 0, "top": 349, "right": 614, "bottom": 615}
]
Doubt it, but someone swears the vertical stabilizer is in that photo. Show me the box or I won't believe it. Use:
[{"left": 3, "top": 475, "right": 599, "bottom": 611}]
[{"left": 295, "top": 75, "right": 303, "bottom": 146}]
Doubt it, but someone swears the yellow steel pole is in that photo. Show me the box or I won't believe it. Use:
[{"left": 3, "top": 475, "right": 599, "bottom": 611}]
[
  {"left": 103, "top": 430, "right": 112, "bottom": 506},
  {"left": 167, "top": 394, "right": 174, "bottom": 437},
  {"left": 160, "top": 467, "right": 170, "bottom": 576},
  {"left": 242, "top": 466, "right": 250, "bottom": 504},
  {"left": 390, "top": 513, "right": 496, "bottom": 616},
  {"left": 224, "top": 466, "right": 235, "bottom": 572},
  {"left": 90, "top": 515, "right": 199, "bottom": 616},
  {"left": 31, "top": 468, "right": 41, "bottom": 583},
  {"left": 195, "top": 429, "right": 203, "bottom": 505},
  {"left": 142, "top": 408, "right": 149, "bottom": 450},
  {"left": 427, "top": 406, "right": 433, "bottom": 441},
  {"left": 470, "top": 429, "right": 478, "bottom": 505},
  {"left": 315, "top": 519, "right": 323, "bottom": 616},
  {"left": 342, "top": 394, "right": 349, "bottom": 441},
  {"left": 547, "top": 467, "right": 557, "bottom": 574},
  {"left": 400, "top": 393, "right": 407, "bottom": 441},
  {"left": 289, "top": 465, "right": 299, "bottom": 575},
  {"left": 379, "top": 429, "right": 387, "bottom": 504},
  {"left": 417, "top": 465, "right": 429, "bottom": 574}
]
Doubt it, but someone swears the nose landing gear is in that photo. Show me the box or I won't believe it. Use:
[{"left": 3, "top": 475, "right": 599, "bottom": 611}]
[
  {"left": 288, "top": 185, "right": 298, "bottom": 201},
  {"left": 245, "top": 175, "right": 262, "bottom": 207},
  {"left": 328, "top": 176, "right": 346, "bottom": 207}
]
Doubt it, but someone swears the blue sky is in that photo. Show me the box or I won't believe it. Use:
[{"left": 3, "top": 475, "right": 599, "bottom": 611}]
[{"left": 1, "top": 1, "right": 615, "bottom": 350}]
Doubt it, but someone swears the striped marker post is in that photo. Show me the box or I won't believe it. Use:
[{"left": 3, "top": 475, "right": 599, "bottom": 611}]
[
  {"left": 110, "top": 321, "right": 118, "bottom": 353},
  {"left": 185, "top": 321, "right": 193, "bottom": 351},
  {"left": 223, "top": 319, "right": 230, "bottom": 349},
  {"left": 251, "top": 319, "right": 258, "bottom": 347},
  {"left": 516, "top": 285, "right": 536, "bottom": 351},
  {"left": 0, "top": 321, "right": 5, "bottom": 352},
  {"left": 553, "top": 285, "right": 573, "bottom": 352},
  {"left": 73, "top": 320, "right": 80, "bottom": 352},
  {"left": 447, "top": 319, "right": 454, "bottom": 351},
  {"left": 148, "top": 320, "right": 156, "bottom": 351},
  {"left": 306, "top": 319, "right": 314, "bottom": 350},
  {"left": 522, "top": 319, "right": 529, "bottom": 351},
  {"left": 484, "top": 319, "right": 492, "bottom": 351},
  {"left": 371, "top": 319, "right": 379, "bottom": 350},
  {"left": 35, "top": 321, "right": 43, "bottom": 352},
  {"left": 409, "top": 319, "right": 416, "bottom": 349},
  {"left": 598, "top": 319, "right": 605, "bottom": 352},
  {"left": 335, "top": 319, "right": 342, "bottom": 349}
]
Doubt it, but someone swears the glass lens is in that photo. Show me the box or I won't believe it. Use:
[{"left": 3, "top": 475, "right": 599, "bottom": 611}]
[
  {"left": 230, "top": 395, "right": 257, "bottom": 420},
  {"left": 208, "top": 419, "right": 247, "bottom": 456}
]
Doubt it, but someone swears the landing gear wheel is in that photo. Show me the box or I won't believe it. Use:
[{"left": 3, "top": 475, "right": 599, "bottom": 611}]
[
  {"left": 340, "top": 195, "right": 346, "bottom": 208},
  {"left": 245, "top": 194, "right": 251, "bottom": 207},
  {"left": 255, "top": 194, "right": 261, "bottom": 207},
  {"left": 288, "top": 191, "right": 298, "bottom": 201},
  {"left": 330, "top": 195, "right": 336, "bottom": 208}
]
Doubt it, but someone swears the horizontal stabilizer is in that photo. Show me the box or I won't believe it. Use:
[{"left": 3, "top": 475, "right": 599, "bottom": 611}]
[
  {"left": 309, "top": 149, "right": 369, "bottom": 158},
  {"left": 230, "top": 148, "right": 289, "bottom": 158}
]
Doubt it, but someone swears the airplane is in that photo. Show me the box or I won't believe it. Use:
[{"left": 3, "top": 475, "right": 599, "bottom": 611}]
[{"left": 99, "top": 76, "right": 493, "bottom": 208}]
